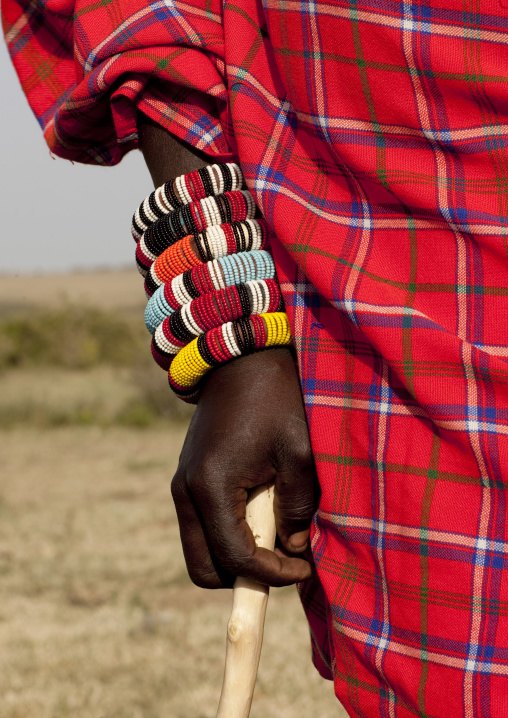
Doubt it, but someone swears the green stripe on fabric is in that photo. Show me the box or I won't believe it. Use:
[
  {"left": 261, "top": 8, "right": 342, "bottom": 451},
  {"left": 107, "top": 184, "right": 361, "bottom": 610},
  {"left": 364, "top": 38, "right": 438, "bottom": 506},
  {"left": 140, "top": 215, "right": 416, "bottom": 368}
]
[{"left": 417, "top": 432, "right": 441, "bottom": 715}]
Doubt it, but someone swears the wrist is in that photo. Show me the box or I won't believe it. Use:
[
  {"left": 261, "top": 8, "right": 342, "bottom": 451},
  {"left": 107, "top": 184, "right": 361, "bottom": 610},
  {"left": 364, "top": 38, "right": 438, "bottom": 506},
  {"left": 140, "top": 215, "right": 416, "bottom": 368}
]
[{"left": 200, "top": 347, "right": 299, "bottom": 407}]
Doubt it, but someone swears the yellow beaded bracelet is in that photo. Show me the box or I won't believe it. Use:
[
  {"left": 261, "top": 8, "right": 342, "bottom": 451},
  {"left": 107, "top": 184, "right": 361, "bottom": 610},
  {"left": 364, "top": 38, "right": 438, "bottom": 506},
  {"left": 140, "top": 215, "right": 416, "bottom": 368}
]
[{"left": 169, "top": 312, "right": 292, "bottom": 395}]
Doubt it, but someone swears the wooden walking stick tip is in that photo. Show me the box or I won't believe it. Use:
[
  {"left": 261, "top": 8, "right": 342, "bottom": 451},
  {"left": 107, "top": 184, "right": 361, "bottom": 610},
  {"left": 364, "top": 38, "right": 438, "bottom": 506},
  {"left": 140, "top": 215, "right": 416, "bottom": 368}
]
[{"left": 216, "top": 483, "right": 276, "bottom": 718}]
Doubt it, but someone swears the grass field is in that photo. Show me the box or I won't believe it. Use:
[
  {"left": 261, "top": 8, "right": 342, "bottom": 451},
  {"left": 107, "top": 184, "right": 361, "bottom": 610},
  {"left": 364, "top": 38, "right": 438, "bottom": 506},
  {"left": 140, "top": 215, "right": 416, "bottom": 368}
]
[{"left": 0, "top": 270, "right": 345, "bottom": 717}]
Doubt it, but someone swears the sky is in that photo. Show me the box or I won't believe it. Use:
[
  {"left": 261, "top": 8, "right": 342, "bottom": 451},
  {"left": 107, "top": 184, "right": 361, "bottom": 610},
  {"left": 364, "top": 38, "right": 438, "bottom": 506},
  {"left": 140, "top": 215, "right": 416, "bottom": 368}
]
[{"left": 1, "top": 40, "right": 153, "bottom": 274}]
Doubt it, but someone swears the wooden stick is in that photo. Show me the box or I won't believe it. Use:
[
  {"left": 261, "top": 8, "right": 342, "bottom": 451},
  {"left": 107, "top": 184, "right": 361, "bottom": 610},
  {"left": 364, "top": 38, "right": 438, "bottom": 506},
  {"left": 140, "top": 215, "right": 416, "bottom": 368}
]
[{"left": 216, "top": 483, "right": 276, "bottom": 718}]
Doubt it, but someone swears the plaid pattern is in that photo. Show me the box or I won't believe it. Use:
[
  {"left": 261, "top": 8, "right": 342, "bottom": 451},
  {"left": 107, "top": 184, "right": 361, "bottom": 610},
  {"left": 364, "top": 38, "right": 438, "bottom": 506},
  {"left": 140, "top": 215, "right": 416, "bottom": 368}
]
[{"left": 5, "top": 0, "right": 508, "bottom": 714}]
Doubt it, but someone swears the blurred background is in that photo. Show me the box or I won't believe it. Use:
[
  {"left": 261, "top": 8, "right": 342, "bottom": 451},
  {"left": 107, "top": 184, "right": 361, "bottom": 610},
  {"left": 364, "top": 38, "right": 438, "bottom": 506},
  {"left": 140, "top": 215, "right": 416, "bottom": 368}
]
[{"left": 0, "top": 42, "right": 342, "bottom": 717}]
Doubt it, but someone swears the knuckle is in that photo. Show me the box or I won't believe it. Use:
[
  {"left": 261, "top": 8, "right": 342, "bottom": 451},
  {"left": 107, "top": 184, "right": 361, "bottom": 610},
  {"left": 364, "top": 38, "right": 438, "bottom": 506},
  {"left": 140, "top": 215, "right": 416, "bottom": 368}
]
[
  {"left": 277, "top": 440, "right": 313, "bottom": 477},
  {"left": 277, "top": 492, "right": 316, "bottom": 523},
  {"left": 187, "top": 566, "right": 220, "bottom": 589},
  {"left": 170, "top": 471, "right": 187, "bottom": 502},
  {"left": 186, "top": 455, "right": 225, "bottom": 490},
  {"left": 291, "top": 442, "right": 314, "bottom": 471},
  {"left": 280, "top": 506, "right": 315, "bottom": 526}
]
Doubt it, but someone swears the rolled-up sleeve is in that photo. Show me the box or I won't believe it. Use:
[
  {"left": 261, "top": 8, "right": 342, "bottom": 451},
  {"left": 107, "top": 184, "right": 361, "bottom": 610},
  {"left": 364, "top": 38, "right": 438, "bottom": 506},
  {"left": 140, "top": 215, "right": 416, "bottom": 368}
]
[{"left": 3, "top": 0, "right": 234, "bottom": 164}]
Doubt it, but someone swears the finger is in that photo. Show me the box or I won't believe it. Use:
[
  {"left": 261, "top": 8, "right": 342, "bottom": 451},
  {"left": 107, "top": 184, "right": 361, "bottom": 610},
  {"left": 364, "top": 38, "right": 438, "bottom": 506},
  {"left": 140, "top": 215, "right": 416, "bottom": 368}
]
[
  {"left": 275, "top": 542, "right": 315, "bottom": 570},
  {"left": 171, "top": 472, "right": 234, "bottom": 589},
  {"left": 274, "top": 455, "right": 318, "bottom": 555},
  {"left": 238, "top": 546, "right": 313, "bottom": 587},
  {"left": 190, "top": 478, "right": 313, "bottom": 587}
]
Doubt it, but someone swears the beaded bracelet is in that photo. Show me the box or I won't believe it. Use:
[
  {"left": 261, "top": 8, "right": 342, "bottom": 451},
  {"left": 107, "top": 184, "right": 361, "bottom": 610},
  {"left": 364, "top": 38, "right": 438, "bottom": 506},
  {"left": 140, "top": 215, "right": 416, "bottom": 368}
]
[
  {"left": 136, "top": 190, "right": 257, "bottom": 275},
  {"left": 144, "top": 249, "right": 276, "bottom": 334},
  {"left": 132, "top": 163, "right": 244, "bottom": 241},
  {"left": 167, "top": 312, "right": 293, "bottom": 402},
  {"left": 151, "top": 279, "right": 283, "bottom": 367},
  {"left": 145, "top": 219, "right": 270, "bottom": 296}
]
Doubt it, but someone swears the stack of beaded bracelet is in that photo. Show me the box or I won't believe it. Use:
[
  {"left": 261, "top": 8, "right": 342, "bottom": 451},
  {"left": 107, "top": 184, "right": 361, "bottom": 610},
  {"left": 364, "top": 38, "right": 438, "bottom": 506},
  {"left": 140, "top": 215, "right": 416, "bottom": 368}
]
[
  {"left": 136, "top": 193, "right": 258, "bottom": 279},
  {"left": 145, "top": 219, "right": 270, "bottom": 296},
  {"left": 151, "top": 278, "right": 283, "bottom": 369},
  {"left": 144, "top": 249, "right": 276, "bottom": 334},
  {"left": 131, "top": 162, "right": 293, "bottom": 403}
]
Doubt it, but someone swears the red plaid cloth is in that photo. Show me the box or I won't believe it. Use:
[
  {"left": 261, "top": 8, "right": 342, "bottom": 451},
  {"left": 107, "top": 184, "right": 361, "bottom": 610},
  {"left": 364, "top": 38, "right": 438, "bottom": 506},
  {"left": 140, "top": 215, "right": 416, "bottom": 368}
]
[{"left": 5, "top": 0, "right": 508, "bottom": 714}]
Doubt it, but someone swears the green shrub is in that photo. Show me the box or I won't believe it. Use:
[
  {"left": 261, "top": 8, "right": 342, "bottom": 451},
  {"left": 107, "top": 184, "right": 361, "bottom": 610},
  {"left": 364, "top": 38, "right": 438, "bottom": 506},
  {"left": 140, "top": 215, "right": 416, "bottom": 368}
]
[
  {"left": 0, "top": 402, "right": 101, "bottom": 429},
  {"left": 0, "top": 306, "right": 147, "bottom": 370},
  {"left": 0, "top": 304, "right": 195, "bottom": 427}
]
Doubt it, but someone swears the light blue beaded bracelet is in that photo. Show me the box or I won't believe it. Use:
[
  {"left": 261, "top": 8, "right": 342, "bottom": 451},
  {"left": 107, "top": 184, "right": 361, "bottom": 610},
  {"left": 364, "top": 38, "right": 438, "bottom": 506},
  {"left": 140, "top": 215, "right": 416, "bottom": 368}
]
[{"left": 144, "top": 249, "right": 275, "bottom": 334}]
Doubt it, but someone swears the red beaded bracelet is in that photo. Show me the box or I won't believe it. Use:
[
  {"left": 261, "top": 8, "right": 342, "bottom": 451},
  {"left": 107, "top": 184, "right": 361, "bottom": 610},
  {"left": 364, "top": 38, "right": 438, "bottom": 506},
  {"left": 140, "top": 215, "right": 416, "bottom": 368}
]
[{"left": 151, "top": 279, "right": 282, "bottom": 369}]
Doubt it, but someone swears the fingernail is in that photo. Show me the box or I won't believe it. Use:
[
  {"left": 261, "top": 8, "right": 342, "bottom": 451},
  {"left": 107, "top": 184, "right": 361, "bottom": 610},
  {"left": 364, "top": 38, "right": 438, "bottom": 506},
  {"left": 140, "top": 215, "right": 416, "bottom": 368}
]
[{"left": 288, "top": 531, "right": 309, "bottom": 551}]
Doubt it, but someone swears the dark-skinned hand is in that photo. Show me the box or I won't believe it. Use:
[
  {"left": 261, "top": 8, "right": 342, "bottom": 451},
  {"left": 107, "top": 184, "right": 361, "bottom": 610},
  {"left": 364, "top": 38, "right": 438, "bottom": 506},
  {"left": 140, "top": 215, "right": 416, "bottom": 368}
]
[{"left": 171, "top": 347, "right": 318, "bottom": 589}]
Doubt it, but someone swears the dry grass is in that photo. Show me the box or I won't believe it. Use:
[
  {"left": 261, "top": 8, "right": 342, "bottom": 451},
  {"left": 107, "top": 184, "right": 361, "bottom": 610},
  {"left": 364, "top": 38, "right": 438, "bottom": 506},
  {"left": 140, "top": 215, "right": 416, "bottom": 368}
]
[
  {"left": 0, "top": 305, "right": 145, "bottom": 370},
  {"left": 0, "top": 306, "right": 194, "bottom": 426},
  {"left": 0, "top": 269, "right": 344, "bottom": 716},
  {"left": 0, "top": 269, "right": 144, "bottom": 313},
  {"left": 0, "top": 427, "right": 342, "bottom": 718},
  {"left": 0, "top": 366, "right": 194, "bottom": 428}
]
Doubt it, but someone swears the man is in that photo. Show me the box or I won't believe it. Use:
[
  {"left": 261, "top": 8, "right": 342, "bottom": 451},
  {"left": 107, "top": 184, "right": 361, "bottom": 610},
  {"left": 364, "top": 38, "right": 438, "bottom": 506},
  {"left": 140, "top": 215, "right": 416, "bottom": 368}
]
[{"left": 5, "top": 0, "right": 508, "bottom": 714}]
